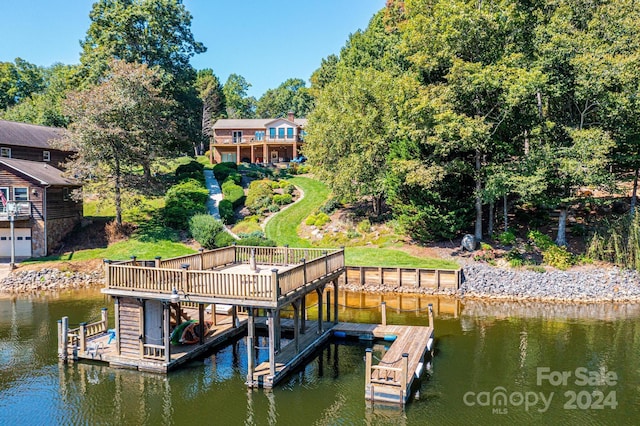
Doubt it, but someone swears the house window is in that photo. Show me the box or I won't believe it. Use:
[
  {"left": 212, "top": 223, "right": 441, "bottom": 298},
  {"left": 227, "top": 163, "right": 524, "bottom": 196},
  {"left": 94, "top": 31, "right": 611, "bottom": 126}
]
[
  {"left": 232, "top": 131, "right": 242, "bottom": 143},
  {"left": 13, "top": 187, "right": 28, "bottom": 201},
  {"left": 0, "top": 187, "right": 8, "bottom": 205},
  {"left": 255, "top": 131, "right": 265, "bottom": 141},
  {"left": 278, "top": 128, "right": 285, "bottom": 139},
  {"left": 0, "top": 147, "right": 11, "bottom": 158},
  {"left": 63, "top": 187, "right": 72, "bottom": 201},
  {"left": 269, "top": 127, "right": 276, "bottom": 139},
  {"left": 286, "top": 128, "right": 294, "bottom": 139},
  {"left": 43, "top": 151, "right": 51, "bottom": 162}
]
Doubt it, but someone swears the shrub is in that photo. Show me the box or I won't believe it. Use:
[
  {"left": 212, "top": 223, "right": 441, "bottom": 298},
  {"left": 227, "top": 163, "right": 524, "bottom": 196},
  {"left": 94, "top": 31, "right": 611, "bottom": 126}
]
[
  {"left": 320, "top": 197, "right": 341, "bottom": 214},
  {"left": 527, "top": 230, "right": 554, "bottom": 250},
  {"left": 314, "top": 212, "right": 330, "bottom": 227},
  {"left": 245, "top": 180, "right": 274, "bottom": 213},
  {"left": 223, "top": 172, "right": 242, "bottom": 186},
  {"left": 213, "top": 162, "right": 238, "bottom": 182},
  {"left": 214, "top": 231, "right": 236, "bottom": 248},
  {"left": 218, "top": 199, "right": 235, "bottom": 224},
  {"left": 273, "top": 193, "right": 293, "bottom": 205},
  {"left": 222, "top": 182, "right": 245, "bottom": 208},
  {"left": 231, "top": 219, "right": 262, "bottom": 235},
  {"left": 163, "top": 179, "right": 209, "bottom": 228},
  {"left": 283, "top": 184, "right": 295, "bottom": 195},
  {"left": 237, "top": 236, "right": 276, "bottom": 247},
  {"left": 357, "top": 219, "right": 372, "bottom": 233},
  {"left": 268, "top": 204, "right": 280, "bottom": 212},
  {"left": 175, "top": 160, "right": 205, "bottom": 184},
  {"left": 189, "top": 214, "right": 223, "bottom": 249},
  {"left": 498, "top": 230, "right": 516, "bottom": 246},
  {"left": 278, "top": 180, "right": 290, "bottom": 188},
  {"left": 543, "top": 245, "right": 574, "bottom": 270},
  {"left": 346, "top": 228, "right": 361, "bottom": 239},
  {"left": 238, "top": 231, "right": 266, "bottom": 239},
  {"left": 269, "top": 180, "right": 280, "bottom": 189}
]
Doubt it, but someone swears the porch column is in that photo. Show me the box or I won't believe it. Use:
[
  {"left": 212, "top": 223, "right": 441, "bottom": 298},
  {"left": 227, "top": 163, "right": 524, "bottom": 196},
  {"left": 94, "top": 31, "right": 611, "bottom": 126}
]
[
  {"left": 293, "top": 140, "right": 298, "bottom": 158},
  {"left": 274, "top": 309, "right": 281, "bottom": 352},
  {"left": 262, "top": 143, "right": 268, "bottom": 164},
  {"left": 246, "top": 308, "right": 255, "bottom": 383},
  {"left": 251, "top": 145, "right": 255, "bottom": 164},
  {"left": 163, "top": 302, "right": 171, "bottom": 363},
  {"left": 267, "top": 310, "right": 276, "bottom": 377},
  {"left": 316, "top": 288, "right": 323, "bottom": 334},
  {"left": 236, "top": 145, "right": 241, "bottom": 164}
]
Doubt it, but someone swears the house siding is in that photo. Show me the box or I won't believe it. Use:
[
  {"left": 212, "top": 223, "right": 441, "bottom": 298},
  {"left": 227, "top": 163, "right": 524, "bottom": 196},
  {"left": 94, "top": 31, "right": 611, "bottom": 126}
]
[{"left": 0, "top": 145, "right": 72, "bottom": 168}]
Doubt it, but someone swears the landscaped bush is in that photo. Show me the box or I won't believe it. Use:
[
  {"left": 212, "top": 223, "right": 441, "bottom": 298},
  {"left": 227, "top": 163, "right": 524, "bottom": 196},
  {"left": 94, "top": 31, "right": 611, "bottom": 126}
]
[
  {"left": 245, "top": 180, "right": 274, "bottom": 213},
  {"left": 175, "top": 160, "right": 205, "bottom": 184},
  {"left": 283, "top": 184, "right": 295, "bottom": 195},
  {"left": 218, "top": 199, "right": 234, "bottom": 224},
  {"left": 189, "top": 214, "right": 224, "bottom": 249},
  {"left": 237, "top": 235, "right": 276, "bottom": 247},
  {"left": 213, "top": 162, "right": 238, "bottom": 182},
  {"left": 272, "top": 193, "right": 293, "bottom": 205},
  {"left": 231, "top": 218, "right": 262, "bottom": 235},
  {"left": 223, "top": 172, "right": 242, "bottom": 186},
  {"left": 306, "top": 212, "right": 330, "bottom": 227},
  {"left": 163, "top": 179, "right": 209, "bottom": 228},
  {"left": 320, "top": 197, "right": 342, "bottom": 214},
  {"left": 214, "top": 230, "right": 236, "bottom": 248},
  {"left": 357, "top": 219, "right": 372, "bottom": 233},
  {"left": 278, "top": 180, "right": 291, "bottom": 188},
  {"left": 221, "top": 181, "right": 245, "bottom": 208},
  {"left": 269, "top": 180, "right": 280, "bottom": 189}
]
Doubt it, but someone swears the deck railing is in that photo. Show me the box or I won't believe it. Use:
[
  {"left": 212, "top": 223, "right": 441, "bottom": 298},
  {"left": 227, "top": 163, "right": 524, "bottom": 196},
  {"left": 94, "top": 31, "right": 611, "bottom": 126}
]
[
  {"left": 61, "top": 308, "right": 109, "bottom": 357},
  {"left": 143, "top": 344, "right": 165, "bottom": 360},
  {"left": 104, "top": 246, "right": 345, "bottom": 303}
]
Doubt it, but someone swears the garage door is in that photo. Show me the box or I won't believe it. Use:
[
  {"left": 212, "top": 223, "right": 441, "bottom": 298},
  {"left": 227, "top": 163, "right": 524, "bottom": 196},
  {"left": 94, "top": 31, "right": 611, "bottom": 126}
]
[{"left": 0, "top": 228, "right": 32, "bottom": 257}]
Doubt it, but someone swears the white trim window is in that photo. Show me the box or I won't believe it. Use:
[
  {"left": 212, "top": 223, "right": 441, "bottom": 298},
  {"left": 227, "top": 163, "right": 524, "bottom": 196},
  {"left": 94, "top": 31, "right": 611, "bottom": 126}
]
[
  {"left": 0, "top": 147, "right": 11, "bottom": 158},
  {"left": 13, "top": 187, "right": 28, "bottom": 201},
  {"left": 43, "top": 150, "right": 51, "bottom": 162}
]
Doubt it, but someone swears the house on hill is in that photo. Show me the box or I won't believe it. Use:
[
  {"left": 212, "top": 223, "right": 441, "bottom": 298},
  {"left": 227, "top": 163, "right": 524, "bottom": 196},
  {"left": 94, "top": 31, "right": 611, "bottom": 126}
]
[
  {"left": 210, "top": 112, "right": 307, "bottom": 164},
  {"left": 0, "top": 120, "right": 82, "bottom": 259}
]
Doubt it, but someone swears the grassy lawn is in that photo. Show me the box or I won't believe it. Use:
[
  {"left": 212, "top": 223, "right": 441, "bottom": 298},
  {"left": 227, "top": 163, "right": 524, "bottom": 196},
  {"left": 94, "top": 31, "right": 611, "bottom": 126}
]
[
  {"left": 84, "top": 197, "right": 165, "bottom": 221},
  {"left": 265, "top": 176, "right": 329, "bottom": 247},
  {"left": 265, "top": 176, "right": 460, "bottom": 269}
]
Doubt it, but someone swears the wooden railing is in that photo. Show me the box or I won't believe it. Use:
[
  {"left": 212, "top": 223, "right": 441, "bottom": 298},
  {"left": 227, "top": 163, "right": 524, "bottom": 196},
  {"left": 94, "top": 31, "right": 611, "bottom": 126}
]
[
  {"left": 345, "top": 266, "right": 461, "bottom": 289},
  {"left": 104, "top": 246, "right": 345, "bottom": 303},
  {"left": 61, "top": 309, "right": 109, "bottom": 357},
  {"left": 143, "top": 344, "right": 165, "bottom": 360}
]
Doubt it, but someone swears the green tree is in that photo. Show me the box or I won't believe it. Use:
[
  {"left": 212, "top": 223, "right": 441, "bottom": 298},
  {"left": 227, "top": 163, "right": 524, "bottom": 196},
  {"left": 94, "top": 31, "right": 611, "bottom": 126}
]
[
  {"left": 0, "top": 58, "right": 45, "bottom": 110},
  {"left": 256, "top": 78, "right": 313, "bottom": 119},
  {"left": 61, "top": 60, "right": 178, "bottom": 225},
  {"left": 223, "top": 74, "right": 256, "bottom": 119},
  {"left": 196, "top": 69, "right": 225, "bottom": 153}
]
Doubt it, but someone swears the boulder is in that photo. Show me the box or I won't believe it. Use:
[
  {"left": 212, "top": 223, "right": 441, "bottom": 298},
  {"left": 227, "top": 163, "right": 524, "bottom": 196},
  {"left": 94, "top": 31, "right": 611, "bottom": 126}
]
[{"left": 461, "top": 234, "right": 477, "bottom": 251}]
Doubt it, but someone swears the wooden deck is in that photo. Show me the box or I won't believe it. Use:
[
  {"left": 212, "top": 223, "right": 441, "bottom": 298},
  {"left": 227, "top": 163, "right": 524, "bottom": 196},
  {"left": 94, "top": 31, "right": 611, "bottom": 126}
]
[{"left": 72, "top": 315, "right": 246, "bottom": 373}]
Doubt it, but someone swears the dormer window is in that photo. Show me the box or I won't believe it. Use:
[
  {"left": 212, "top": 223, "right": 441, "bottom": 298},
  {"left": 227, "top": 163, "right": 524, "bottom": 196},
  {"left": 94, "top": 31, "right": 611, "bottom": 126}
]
[
  {"left": 0, "top": 147, "right": 11, "bottom": 158},
  {"left": 43, "top": 151, "right": 51, "bottom": 162}
]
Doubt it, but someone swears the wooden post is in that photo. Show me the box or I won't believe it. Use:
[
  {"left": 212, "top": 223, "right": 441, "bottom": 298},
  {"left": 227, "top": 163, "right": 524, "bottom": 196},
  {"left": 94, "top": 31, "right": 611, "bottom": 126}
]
[
  {"left": 401, "top": 353, "right": 409, "bottom": 399},
  {"left": 379, "top": 267, "right": 383, "bottom": 285},
  {"left": 365, "top": 348, "right": 372, "bottom": 387},
  {"left": 211, "top": 304, "right": 217, "bottom": 326},
  {"left": 324, "top": 251, "right": 328, "bottom": 275},
  {"left": 57, "top": 319, "right": 62, "bottom": 357},
  {"left": 236, "top": 145, "right": 240, "bottom": 165},
  {"left": 198, "top": 303, "right": 205, "bottom": 345},
  {"left": 267, "top": 310, "right": 276, "bottom": 377},
  {"left": 60, "top": 316, "right": 69, "bottom": 362},
  {"left": 181, "top": 263, "right": 190, "bottom": 293},
  {"left": 155, "top": 256, "right": 162, "bottom": 268},
  {"left": 293, "top": 301, "right": 300, "bottom": 353},
  {"left": 271, "top": 268, "right": 280, "bottom": 302},
  {"left": 316, "top": 288, "right": 323, "bottom": 334},
  {"left": 199, "top": 247, "right": 205, "bottom": 270},
  {"left": 274, "top": 309, "right": 282, "bottom": 352},
  {"left": 397, "top": 268, "right": 402, "bottom": 286},
  {"left": 114, "top": 297, "right": 121, "bottom": 355},
  {"left": 130, "top": 255, "right": 137, "bottom": 266},
  {"left": 103, "top": 259, "right": 111, "bottom": 287},
  {"left": 381, "top": 302, "right": 387, "bottom": 326},
  {"left": 232, "top": 305, "right": 238, "bottom": 328},
  {"left": 101, "top": 308, "right": 108, "bottom": 332},
  {"left": 247, "top": 308, "right": 255, "bottom": 383},
  {"left": 416, "top": 268, "right": 420, "bottom": 288},
  {"left": 428, "top": 303, "right": 434, "bottom": 329},
  {"left": 360, "top": 267, "right": 365, "bottom": 285},
  {"left": 164, "top": 302, "right": 171, "bottom": 363},
  {"left": 333, "top": 279, "right": 338, "bottom": 324},
  {"left": 300, "top": 295, "right": 306, "bottom": 334},
  {"left": 435, "top": 269, "right": 441, "bottom": 289},
  {"left": 326, "top": 289, "right": 331, "bottom": 322},
  {"left": 139, "top": 300, "right": 145, "bottom": 357},
  {"left": 302, "top": 258, "right": 307, "bottom": 284},
  {"left": 79, "top": 322, "right": 87, "bottom": 354},
  {"left": 284, "top": 244, "right": 289, "bottom": 266}
]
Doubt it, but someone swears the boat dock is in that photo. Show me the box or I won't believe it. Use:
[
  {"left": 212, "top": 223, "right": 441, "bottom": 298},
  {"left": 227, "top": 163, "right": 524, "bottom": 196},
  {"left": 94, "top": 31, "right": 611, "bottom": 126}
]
[{"left": 57, "top": 245, "right": 438, "bottom": 406}]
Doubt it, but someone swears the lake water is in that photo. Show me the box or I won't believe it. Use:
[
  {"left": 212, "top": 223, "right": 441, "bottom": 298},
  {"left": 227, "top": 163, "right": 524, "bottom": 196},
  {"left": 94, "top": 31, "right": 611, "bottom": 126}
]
[{"left": 1, "top": 290, "right": 639, "bottom": 425}]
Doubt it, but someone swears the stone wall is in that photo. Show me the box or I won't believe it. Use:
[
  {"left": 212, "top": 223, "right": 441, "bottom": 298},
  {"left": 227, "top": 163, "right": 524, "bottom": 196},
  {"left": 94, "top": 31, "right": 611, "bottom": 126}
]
[{"left": 46, "top": 215, "right": 80, "bottom": 255}]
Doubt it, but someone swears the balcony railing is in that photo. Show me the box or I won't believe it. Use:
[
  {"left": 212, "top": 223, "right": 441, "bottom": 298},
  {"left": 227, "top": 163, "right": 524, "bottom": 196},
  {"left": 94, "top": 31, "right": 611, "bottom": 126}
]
[
  {"left": 213, "top": 136, "right": 303, "bottom": 145},
  {"left": 0, "top": 201, "right": 32, "bottom": 220}
]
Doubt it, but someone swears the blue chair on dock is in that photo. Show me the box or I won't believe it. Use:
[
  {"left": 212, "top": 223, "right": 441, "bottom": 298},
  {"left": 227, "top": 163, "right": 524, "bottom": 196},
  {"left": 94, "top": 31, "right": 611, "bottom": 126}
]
[{"left": 107, "top": 329, "right": 116, "bottom": 344}]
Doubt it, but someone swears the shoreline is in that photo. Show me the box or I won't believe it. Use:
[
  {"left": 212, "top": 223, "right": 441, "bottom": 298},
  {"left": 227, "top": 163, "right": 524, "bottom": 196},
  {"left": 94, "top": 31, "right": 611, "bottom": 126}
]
[{"left": 2, "top": 262, "right": 640, "bottom": 304}]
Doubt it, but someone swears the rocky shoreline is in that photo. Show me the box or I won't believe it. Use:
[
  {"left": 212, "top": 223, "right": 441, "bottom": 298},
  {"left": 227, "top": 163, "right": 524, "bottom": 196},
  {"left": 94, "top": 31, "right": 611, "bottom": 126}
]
[
  {"left": 0, "top": 268, "right": 103, "bottom": 293},
  {"left": 2, "top": 262, "right": 640, "bottom": 303}
]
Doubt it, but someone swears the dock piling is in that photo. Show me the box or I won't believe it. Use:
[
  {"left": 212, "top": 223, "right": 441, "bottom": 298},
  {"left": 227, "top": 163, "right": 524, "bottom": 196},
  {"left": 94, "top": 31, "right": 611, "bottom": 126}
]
[
  {"left": 381, "top": 302, "right": 387, "bottom": 326},
  {"left": 59, "top": 316, "right": 69, "bottom": 362}
]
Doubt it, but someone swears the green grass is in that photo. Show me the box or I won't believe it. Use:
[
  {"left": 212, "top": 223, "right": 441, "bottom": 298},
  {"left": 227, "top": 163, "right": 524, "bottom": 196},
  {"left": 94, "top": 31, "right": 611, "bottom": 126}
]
[
  {"left": 345, "top": 247, "right": 459, "bottom": 269},
  {"left": 24, "top": 239, "right": 196, "bottom": 263},
  {"left": 196, "top": 155, "right": 215, "bottom": 170},
  {"left": 265, "top": 176, "right": 460, "bottom": 269},
  {"left": 84, "top": 197, "right": 165, "bottom": 223},
  {"left": 265, "top": 176, "right": 330, "bottom": 247}
]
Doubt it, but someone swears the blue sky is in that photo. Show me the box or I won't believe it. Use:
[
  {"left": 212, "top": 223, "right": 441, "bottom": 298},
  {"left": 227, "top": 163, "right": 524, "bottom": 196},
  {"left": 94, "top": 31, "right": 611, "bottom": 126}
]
[{"left": 0, "top": 0, "right": 385, "bottom": 98}]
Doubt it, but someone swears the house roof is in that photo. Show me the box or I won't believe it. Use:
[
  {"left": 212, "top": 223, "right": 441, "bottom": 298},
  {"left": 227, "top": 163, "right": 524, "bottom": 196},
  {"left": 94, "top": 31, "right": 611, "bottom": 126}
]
[
  {"left": 212, "top": 118, "right": 307, "bottom": 129},
  {"left": 0, "top": 157, "right": 80, "bottom": 186},
  {"left": 0, "top": 119, "right": 67, "bottom": 150}
]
